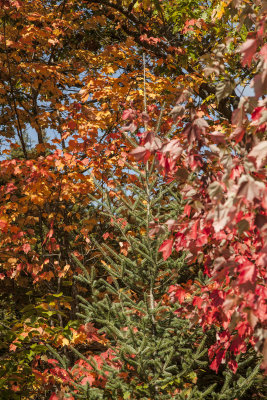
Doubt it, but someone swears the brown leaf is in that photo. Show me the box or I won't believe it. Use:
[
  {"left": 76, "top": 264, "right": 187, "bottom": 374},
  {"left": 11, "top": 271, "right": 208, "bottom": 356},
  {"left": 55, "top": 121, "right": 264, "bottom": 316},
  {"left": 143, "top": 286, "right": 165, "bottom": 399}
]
[
  {"left": 183, "top": 118, "right": 209, "bottom": 144},
  {"left": 216, "top": 80, "right": 234, "bottom": 103},
  {"left": 236, "top": 175, "right": 265, "bottom": 202}
]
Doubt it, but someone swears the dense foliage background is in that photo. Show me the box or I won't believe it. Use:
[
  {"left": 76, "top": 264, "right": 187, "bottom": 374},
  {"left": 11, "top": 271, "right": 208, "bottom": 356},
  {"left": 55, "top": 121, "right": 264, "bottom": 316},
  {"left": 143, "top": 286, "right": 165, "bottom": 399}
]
[{"left": 0, "top": 0, "right": 266, "bottom": 399}]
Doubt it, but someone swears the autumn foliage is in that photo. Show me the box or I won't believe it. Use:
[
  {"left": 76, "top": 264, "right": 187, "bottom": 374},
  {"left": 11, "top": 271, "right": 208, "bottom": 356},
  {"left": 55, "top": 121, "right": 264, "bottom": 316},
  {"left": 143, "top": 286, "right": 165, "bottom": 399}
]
[{"left": 0, "top": 0, "right": 266, "bottom": 399}]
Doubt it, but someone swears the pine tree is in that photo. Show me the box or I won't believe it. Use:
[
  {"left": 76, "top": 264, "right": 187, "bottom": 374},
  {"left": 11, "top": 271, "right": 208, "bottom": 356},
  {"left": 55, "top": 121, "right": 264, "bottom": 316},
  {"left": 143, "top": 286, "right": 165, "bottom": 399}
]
[{"left": 70, "top": 159, "right": 211, "bottom": 399}]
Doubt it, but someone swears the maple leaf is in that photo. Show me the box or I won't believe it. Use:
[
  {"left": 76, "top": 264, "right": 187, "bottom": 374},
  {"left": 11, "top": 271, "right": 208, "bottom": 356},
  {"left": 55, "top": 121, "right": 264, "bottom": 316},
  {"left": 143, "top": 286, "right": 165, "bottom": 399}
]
[
  {"left": 122, "top": 109, "right": 136, "bottom": 121},
  {"left": 49, "top": 395, "right": 59, "bottom": 400},
  {"left": 22, "top": 243, "right": 31, "bottom": 254},
  {"left": 230, "top": 127, "right": 245, "bottom": 143},
  {"left": 165, "top": 219, "right": 179, "bottom": 232},
  {"left": 252, "top": 71, "right": 267, "bottom": 99},
  {"left": 182, "top": 19, "right": 201, "bottom": 33},
  {"left": 159, "top": 239, "right": 173, "bottom": 260},
  {"left": 228, "top": 359, "right": 238, "bottom": 374},
  {"left": 0, "top": 219, "right": 8, "bottom": 230},
  {"left": 210, "top": 349, "right": 226, "bottom": 373},
  {"left": 149, "top": 221, "right": 164, "bottom": 237},
  {"left": 236, "top": 175, "right": 265, "bottom": 202},
  {"left": 161, "top": 139, "right": 183, "bottom": 159},
  {"left": 230, "top": 335, "right": 247, "bottom": 355},
  {"left": 259, "top": 44, "right": 267, "bottom": 61},
  {"left": 213, "top": 199, "right": 236, "bottom": 232},
  {"left": 183, "top": 204, "right": 191, "bottom": 217},
  {"left": 248, "top": 141, "right": 267, "bottom": 169},
  {"left": 238, "top": 38, "right": 258, "bottom": 67},
  {"left": 9, "top": 343, "right": 17, "bottom": 352},
  {"left": 183, "top": 118, "right": 209, "bottom": 144},
  {"left": 208, "top": 181, "right": 224, "bottom": 200},
  {"left": 81, "top": 375, "right": 94, "bottom": 386},
  {"left": 130, "top": 146, "right": 150, "bottom": 161},
  {"left": 176, "top": 88, "right": 192, "bottom": 104},
  {"left": 140, "top": 34, "right": 161, "bottom": 45},
  {"left": 103, "top": 232, "right": 109, "bottom": 240},
  {"left": 231, "top": 97, "right": 247, "bottom": 126},
  {"left": 192, "top": 296, "right": 203, "bottom": 309},
  {"left": 143, "top": 131, "right": 162, "bottom": 152},
  {"left": 216, "top": 80, "right": 234, "bottom": 103},
  {"left": 251, "top": 107, "right": 265, "bottom": 123},
  {"left": 238, "top": 260, "right": 256, "bottom": 285},
  {"left": 170, "top": 105, "right": 185, "bottom": 120},
  {"left": 208, "top": 131, "right": 226, "bottom": 144},
  {"left": 170, "top": 286, "right": 187, "bottom": 304}
]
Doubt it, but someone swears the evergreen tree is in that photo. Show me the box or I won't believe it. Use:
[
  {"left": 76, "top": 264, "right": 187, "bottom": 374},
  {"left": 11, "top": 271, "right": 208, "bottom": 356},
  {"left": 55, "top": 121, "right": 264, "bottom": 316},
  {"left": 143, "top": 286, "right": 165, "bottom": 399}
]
[{"left": 49, "top": 151, "right": 264, "bottom": 399}]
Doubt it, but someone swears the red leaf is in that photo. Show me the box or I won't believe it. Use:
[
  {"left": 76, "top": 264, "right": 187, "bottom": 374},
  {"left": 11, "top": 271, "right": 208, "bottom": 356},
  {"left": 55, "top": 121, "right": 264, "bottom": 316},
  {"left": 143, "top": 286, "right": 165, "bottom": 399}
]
[
  {"left": 192, "top": 296, "right": 203, "bottom": 309},
  {"left": 169, "top": 285, "right": 187, "bottom": 304},
  {"left": 230, "top": 335, "right": 247, "bottom": 355},
  {"left": 67, "top": 120, "right": 77, "bottom": 130},
  {"left": 5, "top": 183, "right": 17, "bottom": 194},
  {"left": 159, "top": 239, "right": 173, "bottom": 260},
  {"left": 165, "top": 219, "right": 179, "bottom": 232},
  {"left": 0, "top": 220, "right": 8, "bottom": 230},
  {"left": 49, "top": 394, "right": 59, "bottom": 400},
  {"left": 251, "top": 107, "right": 264, "bottom": 122},
  {"left": 46, "top": 359, "right": 59, "bottom": 365},
  {"left": 210, "top": 349, "right": 226, "bottom": 373},
  {"left": 81, "top": 375, "right": 94, "bottom": 386},
  {"left": 190, "top": 220, "right": 199, "bottom": 240},
  {"left": 228, "top": 359, "right": 238, "bottom": 374},
  {"left": 184, "top": 204, "right": 191, "bottom": 217},
  {"left": 22, "top": 243, "right": 31, "bottom": 254},
  {"left": 182, "top": 19, "right": 199, "bottom": 33},
  {"left": 231, "top": 98, "right": 247, "bottom": 125},
  {"left": 143, "top": 131, "right": 162, "bottom": 152},
  {"left": 122, "top": 109, "right": 136, "bottom": 121},
  {"left": 259, "top": 43, "right": 267, "bottom": 61},
  {"left": 130, "top": 146, "right": 150, "bottom": 162},
  {"left": 183, "top": 118, "right": 209, "bottom": 144},
  {"left": 238, "top": 260, "right": 256, "bottom": 284},
  {"left": 238, "top": 38, "right": 258, "bottom": 67},
  {"left": 140, "top": 34, "right": 161, "bottom": 45},
  {"left": 103, "top": 232, "right": 109, "bottom": 240},
  {"left": 161, "top": 139, "right": 182, "bottom": 159},
  {"left": 230, "top": 127, "right": 245, "bottom": 143},
  {"left": 174, "top": 287, "right": 186, "bottom": 304}
]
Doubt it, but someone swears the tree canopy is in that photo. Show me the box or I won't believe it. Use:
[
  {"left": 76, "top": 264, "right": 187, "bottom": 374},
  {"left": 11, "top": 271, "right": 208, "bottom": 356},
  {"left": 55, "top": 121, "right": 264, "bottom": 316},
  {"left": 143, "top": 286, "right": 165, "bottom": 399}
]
[{"left": 0, "top": 0, "right": 266, "bottom": 399}]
